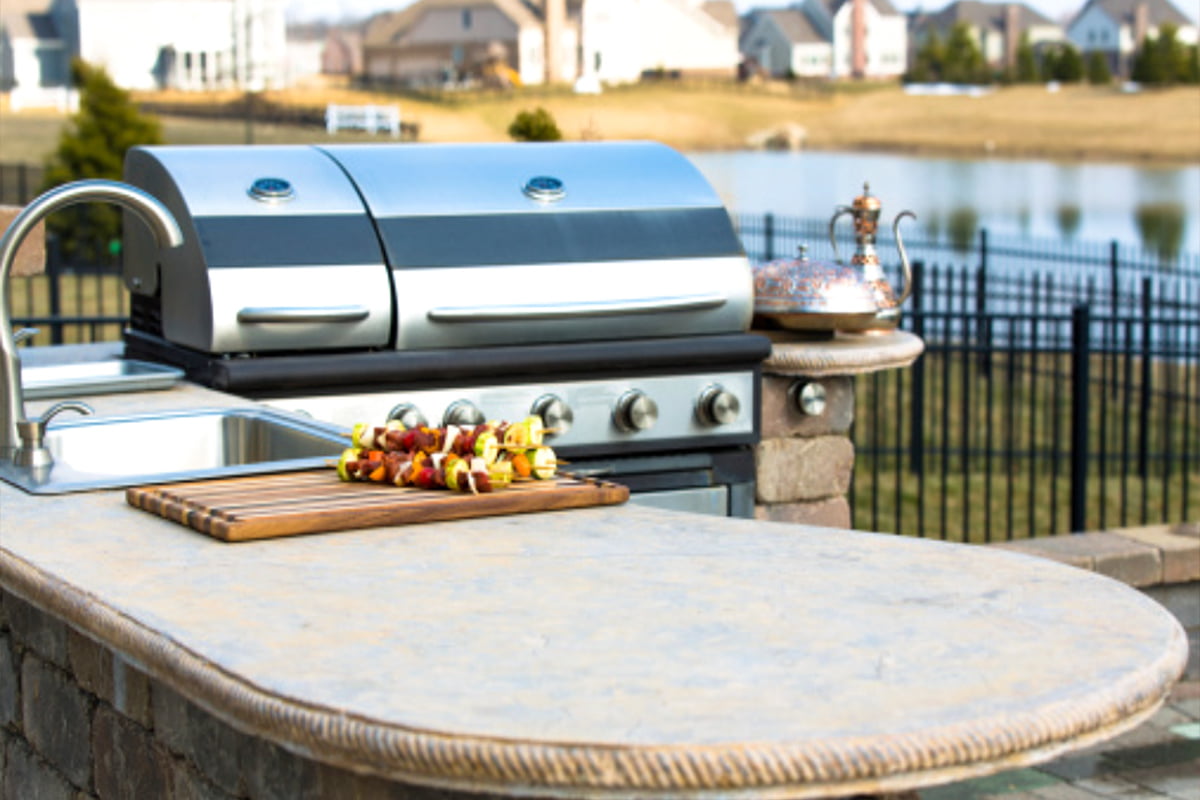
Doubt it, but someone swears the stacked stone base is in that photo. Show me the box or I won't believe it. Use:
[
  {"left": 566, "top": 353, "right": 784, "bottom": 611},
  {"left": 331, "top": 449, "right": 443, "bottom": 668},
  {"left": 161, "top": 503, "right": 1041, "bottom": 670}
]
[
  {"left": 754, "top": 375, "right": 854, "bottom": 528},
  {"left": 0, "top": 588, "right": 458, "bottom": 800}
]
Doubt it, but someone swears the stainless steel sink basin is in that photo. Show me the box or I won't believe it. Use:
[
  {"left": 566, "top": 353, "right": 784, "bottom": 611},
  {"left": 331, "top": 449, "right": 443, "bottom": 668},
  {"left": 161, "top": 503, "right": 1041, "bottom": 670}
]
[
  {"left": 21, "top": 359, "right": 184, "bottom": 399},
  {"left": 0, "top": 407, "right": 347, "bottom": 494}
]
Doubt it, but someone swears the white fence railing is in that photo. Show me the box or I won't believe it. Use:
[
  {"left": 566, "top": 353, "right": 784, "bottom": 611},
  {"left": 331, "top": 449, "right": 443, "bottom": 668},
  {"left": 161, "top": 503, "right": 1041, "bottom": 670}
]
[{"left": 325, "top": 104, "right": 402, "bottom": 137}]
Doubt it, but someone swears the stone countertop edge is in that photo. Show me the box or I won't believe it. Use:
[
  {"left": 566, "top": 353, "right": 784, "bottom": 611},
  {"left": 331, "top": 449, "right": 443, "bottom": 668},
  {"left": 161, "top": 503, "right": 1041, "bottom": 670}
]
[
  {"left": 0, "top": 502, "right": 1187, "bottom": 800},
  {"left": 759, "top": 329, "right": 925, "bottom": 377}
]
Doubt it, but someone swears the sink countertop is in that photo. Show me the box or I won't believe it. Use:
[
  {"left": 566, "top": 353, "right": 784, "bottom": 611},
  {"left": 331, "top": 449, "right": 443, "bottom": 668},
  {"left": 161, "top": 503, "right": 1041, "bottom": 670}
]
[{"left": 0, "top": 359, "right": 1189, "bottom": 799}]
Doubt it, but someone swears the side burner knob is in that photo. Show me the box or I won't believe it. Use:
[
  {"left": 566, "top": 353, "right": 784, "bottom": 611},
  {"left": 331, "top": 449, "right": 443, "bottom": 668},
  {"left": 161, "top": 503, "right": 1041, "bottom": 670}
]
[
  {"left": 613, "top": 390, "right": 658, "bottom": 433},
  {"left": 387, "top": 403, "right": 428, "bottom": 429},
  {"left": 696, "top": 385, "right": 741, "bottom": 426},
  {"left": 532, "top": 394, "right": 573, "bottom": 437},
  {"left": 443, "top": 400, "right": 486, "bottom": 427}
]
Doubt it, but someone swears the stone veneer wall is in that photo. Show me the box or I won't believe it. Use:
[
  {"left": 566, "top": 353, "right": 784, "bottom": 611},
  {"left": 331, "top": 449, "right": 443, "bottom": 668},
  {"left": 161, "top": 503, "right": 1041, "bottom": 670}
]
[
  {"left": 754, "top": 374, "right": 855, "bottom": 528},
  {"left": 0, "top": 587, "right": 457, "bottom": 800}
]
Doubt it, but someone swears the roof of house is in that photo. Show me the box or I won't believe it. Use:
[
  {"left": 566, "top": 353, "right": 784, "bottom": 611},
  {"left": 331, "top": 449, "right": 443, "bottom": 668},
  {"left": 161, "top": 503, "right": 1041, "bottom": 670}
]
[
  {"left": 365, "top": 0, "right": 545, "bottom": 47},
  {"left": 702, "top": 1, "right": 741, "bottom": 30},
  {"left": 0, "top": 0, "right": 58, "bottom": 40},
  {"left": 920, "top": 0, "right": 1056, "bottom": 32},
  {"left": 762, "top": 8, "right": 827, "bottom": 44},
  {"left": 1074, "top": 0, "right": 1196, "bottom": 27}
]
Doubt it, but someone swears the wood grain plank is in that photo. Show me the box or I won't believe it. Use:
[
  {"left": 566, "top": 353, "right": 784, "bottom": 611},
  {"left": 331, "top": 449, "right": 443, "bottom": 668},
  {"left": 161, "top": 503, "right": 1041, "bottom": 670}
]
[{"left": 127, "top": 471, "right": 629, "bottom": 542}]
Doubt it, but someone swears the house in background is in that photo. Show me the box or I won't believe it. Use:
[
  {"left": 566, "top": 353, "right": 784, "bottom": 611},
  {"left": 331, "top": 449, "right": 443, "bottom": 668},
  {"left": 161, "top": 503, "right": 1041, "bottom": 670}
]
[
  {"left": 1067, "top": 0, "right": 1198, "bottom": 76},
  {"left": 910, "top": 1, "right": 1064, "bottom": 74},
  {"left": 1, "top": 0, "right": 287, "bottom": 103},
  {"left": 740, "top": 0, "right": 907, "bottom": 80},
  {"left": 0, "top": 0, "right": 72, "bottom": 109},
  {"left": 580, "top": 0, "right": 740, "bottom": 84},
  {"left": 739, "top": 7, "right": 832, "bottom": 77},
  {"left": 363, "top": 0, "right": 739, "bottom": 89},
  {"left": 362, "top": 0, "right": 578, "bottom": 87}
]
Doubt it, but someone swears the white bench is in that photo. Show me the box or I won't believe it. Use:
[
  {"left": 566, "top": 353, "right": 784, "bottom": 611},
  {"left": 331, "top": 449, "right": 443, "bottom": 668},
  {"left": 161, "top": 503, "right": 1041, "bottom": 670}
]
[{"left": 325, "top": 104, "right": 402, "bottom": 137}]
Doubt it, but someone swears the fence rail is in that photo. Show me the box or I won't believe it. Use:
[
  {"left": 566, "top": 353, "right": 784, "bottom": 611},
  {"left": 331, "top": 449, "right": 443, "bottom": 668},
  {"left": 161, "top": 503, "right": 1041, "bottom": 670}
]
[{"left": 734, "top": 212, "right": 1200, "bottom": 282}]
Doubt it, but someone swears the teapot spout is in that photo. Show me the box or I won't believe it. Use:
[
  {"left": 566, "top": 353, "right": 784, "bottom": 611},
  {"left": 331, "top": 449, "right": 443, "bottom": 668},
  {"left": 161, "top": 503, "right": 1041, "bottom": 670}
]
[{"left": 892, "top": 210, "right": 917, "bottom": 308}]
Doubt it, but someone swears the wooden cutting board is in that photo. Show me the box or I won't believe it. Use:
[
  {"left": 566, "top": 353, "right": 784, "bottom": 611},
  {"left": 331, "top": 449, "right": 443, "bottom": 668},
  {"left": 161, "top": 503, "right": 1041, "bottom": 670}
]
[{"left": 126, "top": 470, "right": 629, "bottom": 542}]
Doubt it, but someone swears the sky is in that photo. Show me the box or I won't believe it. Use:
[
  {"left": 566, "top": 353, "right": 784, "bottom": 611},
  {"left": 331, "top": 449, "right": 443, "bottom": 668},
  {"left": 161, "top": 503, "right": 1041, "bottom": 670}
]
[{"left": 284, "top": 0, "right": 1095, "bottom": 26}]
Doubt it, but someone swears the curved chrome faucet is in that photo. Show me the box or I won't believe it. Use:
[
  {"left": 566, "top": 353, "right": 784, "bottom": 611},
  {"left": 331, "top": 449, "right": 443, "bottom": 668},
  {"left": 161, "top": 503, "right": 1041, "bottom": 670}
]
[{"left": 0, "top": 179, "right": 184, "bottom": 459}]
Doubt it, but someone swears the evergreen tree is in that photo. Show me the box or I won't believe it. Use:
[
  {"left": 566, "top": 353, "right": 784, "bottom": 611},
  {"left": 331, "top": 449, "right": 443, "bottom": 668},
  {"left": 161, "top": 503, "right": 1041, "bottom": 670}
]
[
  {"left": 942, "top": 22, "right": 987, "bottom": 84},
  {"left": 1053, "top": 43, "right": 1085, "bottom": 82},
  {"left": 1187, "top": 45, "right": 1200, "bottom": 83},
  {"left": 41, "top": 59, "right": 164, "bottom": 264},
  {"left": 1086, "top": 50, "right": 1112, "bottom": 84},
  {"left": 1014, "top": 34, "right": 1039, "bottom": 83},
  {"left": 907, "top": 29, "right": 944, "bottom": 82}
]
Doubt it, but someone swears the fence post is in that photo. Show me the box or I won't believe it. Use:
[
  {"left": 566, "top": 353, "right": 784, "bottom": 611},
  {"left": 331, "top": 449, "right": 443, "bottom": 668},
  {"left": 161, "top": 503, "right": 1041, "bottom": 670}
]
[
  {"left": 1110, "top": 240, "right": 1119, "bottom": 318},
  {"left": 908, "top": 260, "right": 926, "bottom": 476},
  {"left": 1070, "top": 304, "right": 1091, "bottom": 533},
  {"left": 46, "top": 235, "right": 64, "bottom": 345},
  {"left": 1138, "top": 276, "right": 1153, "bottom": 478},
  {"left": 764, "top": 213, "right": 775, "bottom": 262}
]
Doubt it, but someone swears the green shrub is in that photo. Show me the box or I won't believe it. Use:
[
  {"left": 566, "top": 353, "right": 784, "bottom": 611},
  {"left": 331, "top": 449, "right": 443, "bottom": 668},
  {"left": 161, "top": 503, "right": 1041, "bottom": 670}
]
[{"left": 507, "top": 107, "right": 563, "bottom": 142}]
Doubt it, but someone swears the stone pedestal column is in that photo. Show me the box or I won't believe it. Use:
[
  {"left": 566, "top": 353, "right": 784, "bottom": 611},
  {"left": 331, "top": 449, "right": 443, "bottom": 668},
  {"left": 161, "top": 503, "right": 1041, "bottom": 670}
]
[{"left": 754, "top": 330, "right": 924, "bottom": 528}]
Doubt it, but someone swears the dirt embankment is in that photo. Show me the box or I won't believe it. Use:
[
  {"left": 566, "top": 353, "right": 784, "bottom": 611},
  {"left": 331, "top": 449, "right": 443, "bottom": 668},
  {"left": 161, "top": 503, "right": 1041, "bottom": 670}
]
[{"left": 4, "top": 81, "right": 1198, "bottom": 165}]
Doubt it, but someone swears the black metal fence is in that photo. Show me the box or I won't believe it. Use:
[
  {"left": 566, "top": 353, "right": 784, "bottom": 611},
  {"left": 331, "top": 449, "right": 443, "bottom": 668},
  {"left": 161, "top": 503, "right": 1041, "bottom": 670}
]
[{"left": 849, "top": 263, "right": 1198, "bottom": 540}]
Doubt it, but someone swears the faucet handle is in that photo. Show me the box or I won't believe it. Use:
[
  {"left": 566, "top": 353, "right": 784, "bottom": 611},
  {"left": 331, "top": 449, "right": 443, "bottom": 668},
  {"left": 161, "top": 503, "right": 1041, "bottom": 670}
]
[
  {"left": 13, "top": 400, "right": 93, "bottom": 469},
  {"left": 12, "top": 328, "right": 39, "bottom": 346}
]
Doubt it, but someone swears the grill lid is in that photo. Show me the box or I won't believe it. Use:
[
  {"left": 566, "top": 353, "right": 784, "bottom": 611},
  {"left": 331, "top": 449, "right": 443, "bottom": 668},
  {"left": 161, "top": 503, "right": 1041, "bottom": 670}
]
[{"left": 124, "top": 142, "right": 753, "bottom": 355}]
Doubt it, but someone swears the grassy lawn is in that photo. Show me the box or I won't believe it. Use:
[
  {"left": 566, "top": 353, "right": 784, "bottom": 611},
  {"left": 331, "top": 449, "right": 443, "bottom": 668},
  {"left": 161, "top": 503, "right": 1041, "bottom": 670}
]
[
  {"left": 852, "top": 349, "right": 1200, "bottom": 540},
  {"left": 2, "top": 80, "right": 1198, "bottom": 164}
]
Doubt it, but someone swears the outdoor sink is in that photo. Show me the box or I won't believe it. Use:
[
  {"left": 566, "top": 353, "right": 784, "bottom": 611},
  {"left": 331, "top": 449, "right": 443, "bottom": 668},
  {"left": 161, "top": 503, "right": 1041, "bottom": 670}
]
[
  {"left": 0, "top": 407, "right": 348, "bottom": 494},
  {"left": 20, "top": 359, "right": 184, "bottom": 399}
]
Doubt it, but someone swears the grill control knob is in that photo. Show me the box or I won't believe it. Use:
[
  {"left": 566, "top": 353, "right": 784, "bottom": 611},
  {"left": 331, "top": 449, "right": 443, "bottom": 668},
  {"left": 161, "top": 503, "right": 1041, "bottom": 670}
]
[
  {"left": 387, "top": 403, "right": 427, "bottom": 429},
  {"left": 443, "top": 400, "right": 486, "bottom": 427},
  {"left": 532, "top": 394, "right": 573, "bottom": 437},
  {"left": 696, "top": 385, "right": 740, "bottom": 426},
  {"left": 613, "top": 390, "right": 658, "bottom": 433}
]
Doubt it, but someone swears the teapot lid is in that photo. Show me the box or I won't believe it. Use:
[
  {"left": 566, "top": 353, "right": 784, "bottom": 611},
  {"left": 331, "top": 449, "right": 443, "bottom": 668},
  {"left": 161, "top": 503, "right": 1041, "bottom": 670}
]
[
  {"left": 752, "top": 245, "right": 883, "bottom": 317},
  {"left": 851, "top": 182, "right": 881, "bottom": 212}
]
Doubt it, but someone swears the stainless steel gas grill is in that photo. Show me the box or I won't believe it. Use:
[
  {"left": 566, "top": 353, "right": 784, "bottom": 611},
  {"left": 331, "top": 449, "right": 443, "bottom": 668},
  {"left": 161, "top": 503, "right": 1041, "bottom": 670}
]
[{"left": 120, "top": 142, "right": 770, "bottom": 516}]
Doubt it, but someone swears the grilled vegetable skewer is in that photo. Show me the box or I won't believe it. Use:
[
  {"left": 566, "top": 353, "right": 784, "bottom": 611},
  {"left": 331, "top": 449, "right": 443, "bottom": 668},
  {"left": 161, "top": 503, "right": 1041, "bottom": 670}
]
[{"left": 333, "top": 418, "right": 558, "bottom": 493}]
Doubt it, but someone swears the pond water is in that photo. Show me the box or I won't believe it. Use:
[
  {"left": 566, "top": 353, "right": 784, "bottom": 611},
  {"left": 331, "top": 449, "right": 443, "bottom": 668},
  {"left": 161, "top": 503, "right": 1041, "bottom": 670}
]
[{"left": 686, "top": 150, "right": 1200, "bottom": 258}]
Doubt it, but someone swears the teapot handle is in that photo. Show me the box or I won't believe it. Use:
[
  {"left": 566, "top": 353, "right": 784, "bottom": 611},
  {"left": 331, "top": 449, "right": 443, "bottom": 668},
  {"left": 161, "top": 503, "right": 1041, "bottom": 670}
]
[
  {"left": 828, "top": 206, "right": 854, "bottom": 265},
  {"left": 893, "top": 210, "right": 917, "bottom": 307}
]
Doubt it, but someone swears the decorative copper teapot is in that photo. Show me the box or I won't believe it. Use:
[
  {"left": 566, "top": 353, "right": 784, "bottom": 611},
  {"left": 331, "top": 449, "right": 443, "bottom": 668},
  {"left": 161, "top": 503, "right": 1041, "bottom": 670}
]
[{"left": 753, "top": 183, "right": 916, "bottom": 333}]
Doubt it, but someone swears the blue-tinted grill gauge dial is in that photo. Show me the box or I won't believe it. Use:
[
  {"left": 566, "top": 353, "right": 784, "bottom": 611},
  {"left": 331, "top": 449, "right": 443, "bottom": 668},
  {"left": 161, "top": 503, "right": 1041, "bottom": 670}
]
[
  {"left": 248, "top": 177, "right": 295, "bottom": 202},
  {"left": 522, "top": 176, "right": 565, "bottom": 202}
]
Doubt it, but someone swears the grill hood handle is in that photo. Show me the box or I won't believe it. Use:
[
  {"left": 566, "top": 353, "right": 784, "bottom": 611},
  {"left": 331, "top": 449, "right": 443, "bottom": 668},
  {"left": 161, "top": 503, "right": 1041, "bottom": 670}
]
[
  {"left": 427, "top": 293, "right": 726, "bottom": 323},
  {"left": 237, "top": 306, "right": 371, "bottom": 324}
]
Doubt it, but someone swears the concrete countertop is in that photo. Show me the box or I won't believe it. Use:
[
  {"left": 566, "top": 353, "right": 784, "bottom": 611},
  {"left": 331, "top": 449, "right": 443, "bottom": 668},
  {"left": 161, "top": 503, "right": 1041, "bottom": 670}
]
[{"left": 0, "top": 350, "right": 1189, "bottom": 799}]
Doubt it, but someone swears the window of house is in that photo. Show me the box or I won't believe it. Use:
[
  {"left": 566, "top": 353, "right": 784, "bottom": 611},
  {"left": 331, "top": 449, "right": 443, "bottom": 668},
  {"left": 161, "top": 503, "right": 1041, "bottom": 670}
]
[
  {"left": 462, "top": 9, "right": 472, "bottom": 29},
  {"left": 594, "top": 51, "right": 602, "bottom": 71}
]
